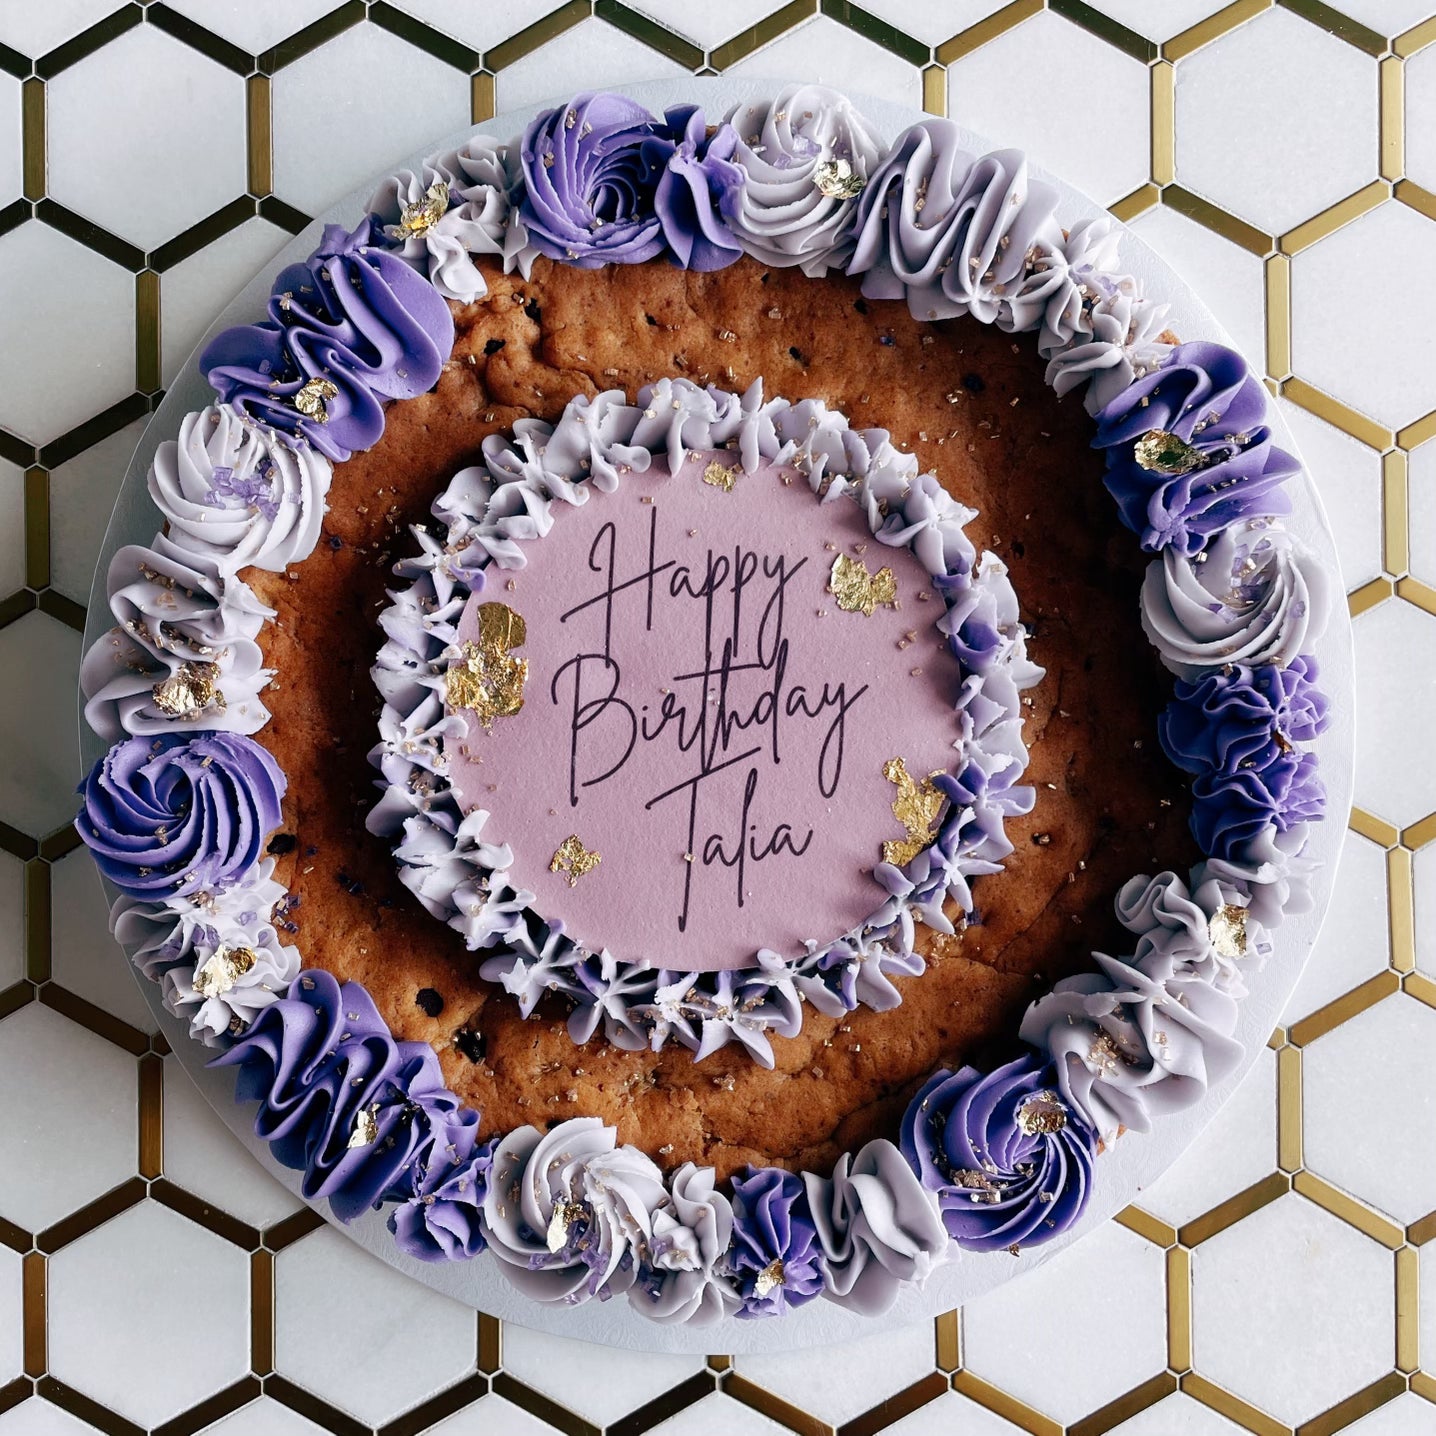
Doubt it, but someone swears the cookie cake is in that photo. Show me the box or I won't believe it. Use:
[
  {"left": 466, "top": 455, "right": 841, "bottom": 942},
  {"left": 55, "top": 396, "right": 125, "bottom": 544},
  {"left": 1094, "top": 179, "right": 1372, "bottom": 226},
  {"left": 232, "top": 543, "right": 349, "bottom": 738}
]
[{"left": 75, "top": 85, "right": 1334, "bottom": 1325}]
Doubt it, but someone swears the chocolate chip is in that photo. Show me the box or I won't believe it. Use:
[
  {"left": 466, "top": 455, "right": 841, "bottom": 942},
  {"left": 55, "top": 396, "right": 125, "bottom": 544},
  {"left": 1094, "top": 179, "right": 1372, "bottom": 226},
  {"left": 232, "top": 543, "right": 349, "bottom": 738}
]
[
  {"left": 454, "top": 1028, "right": 486, "bottom": 1062},
  {"left": 853, "top": 297, "right": 868, "bottom": 314},
  {"left": 484, "top": 337, "right": 506, "bottom": 355},
  {"left": 962, "top": 372, "right": 985, "bottom": 393},
  {"left": 788, "top": 346, "right": 806, "bottom": 364},
  {"left": 327, "top": 534, "right": 343, "bottom": 550},
  {"left": 524, "top": 298, "right": 542, "bottom": 323},
  {"left": 266, "top": 832, "right": 297, "bottom": 855},
  {"left": 415, "top": 988, "right": 444, "bottom": 1018},
  {"left": 645, "top": 313, "right": 658, "bottom": 326}
]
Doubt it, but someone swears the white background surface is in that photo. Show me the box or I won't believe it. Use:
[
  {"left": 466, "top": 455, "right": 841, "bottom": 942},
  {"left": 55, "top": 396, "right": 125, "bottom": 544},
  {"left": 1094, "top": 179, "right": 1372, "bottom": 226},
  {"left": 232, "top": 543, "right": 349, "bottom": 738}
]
[{"left": 1, "top": 2, "right": 1434, "bottom": 1434}]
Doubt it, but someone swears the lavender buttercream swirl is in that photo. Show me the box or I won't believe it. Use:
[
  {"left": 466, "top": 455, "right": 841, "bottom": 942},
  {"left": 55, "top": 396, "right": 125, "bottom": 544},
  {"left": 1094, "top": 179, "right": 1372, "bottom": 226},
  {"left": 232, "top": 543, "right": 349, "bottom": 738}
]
[
  {"left": 1141, "top": 518, "right": 1331, "bottom": 678},
  {"left": 387, "top": 1118, "right": 495, "bottom": 1263},
  {"left": 201, "top": 216, "right": 455, "bottom": 462},
  {"left": 81, "top": 537, "right": 273, "bottom": 741},
  {"left": 76, "top": 731, "right": 286, "bottom": 899},
  {"left": 899, "top": 1054, "right": 1097, "bottom": 1252},
  {"left": 147, "top": 405, "right": 332, "bottom": 574},
  {"left": 649, "top": 104, "right": 745, "bottom": 272},
  {"left": 1044, "top": 268, "right": 1172, "bottom": 416},
  {"left": 157, "top": 914, "right": 300, "bottom": 1046},
  {"left": 728, "top": 1166, "right": 825, "bottom": 1319},
  {"left": 723, "top": 84, "right": 882, "bottom": 276},
  {"left": 639, "top": 1163, "right": 740, "bottom": 1325}
]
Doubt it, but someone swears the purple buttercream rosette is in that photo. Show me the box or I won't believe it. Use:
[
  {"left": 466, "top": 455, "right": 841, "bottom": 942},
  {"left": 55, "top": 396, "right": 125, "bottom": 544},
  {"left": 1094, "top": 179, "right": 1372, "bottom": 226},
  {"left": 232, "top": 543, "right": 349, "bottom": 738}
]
[
  {"left": 899, "top": 1053, "right": 1097, "bottom": 1252},
  {"left": 1160, "top": 655, "right": 1328, "bottom": 860},
  {"left": 727, "top": 1167, "right": 825, "bottom": 1318},
  {"left": 76, "top": 731, "right": 286, "bottom": 899},
  {"left": 387, "top": 1127, "right": 497, "bottom": 1262},
  {"left": 201, "top": 217, "right": 455, "bottom": 462},
  {"left": 1092, "top": 341, "right": 1297, "bottom": 556}
]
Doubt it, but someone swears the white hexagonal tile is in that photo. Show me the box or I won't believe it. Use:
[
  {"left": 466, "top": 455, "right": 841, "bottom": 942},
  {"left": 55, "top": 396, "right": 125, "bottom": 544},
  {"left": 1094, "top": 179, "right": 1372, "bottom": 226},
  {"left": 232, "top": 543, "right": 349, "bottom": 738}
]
[
  {"left": 1125, "top": 203, "right": 1266, "bottom": 368},
  {"left": 161, "top": 215, "right": 289, "bottom": 386},
  {"left": 963, "top": 1223, "right": 1167, "bottom": 1424},
  {"left": 389, "top": 0, "right": 606, "bottom": 53},
  {"left": 0, "top": 610, "right": 82, "bottom": 837},
  {"left": 418, "top": 1394, "right": 566, "bottom": 1435},
  {"left": 51, "top": 845, "right": 157, "bottom": 1034},
  {"left": 1291, "top": 202, "right": 1436, "bottom": 432},
  {"left": 1305, "top": 993, "right": 1436, "bottom": 1223},
  {"left": 1343, "top": 1391, "right": 1436, "bottom": 1436},
  {"left": 725, "top": 15, "right": 924, "bottom": 107},
  {"left": 735, "top": 1318, "right": 933, "bottom": 1426},
  {"left": 1417, "top": 838, "right": 1436, "bottom": 980},
  {"left": 198, "top": 1396, "right": 332, "bottom": 1436},
  {"left": 1175, "top": 8, "right": 1377, "bottom": 238},
  {"left": 1410, "top": 437, "right": 1436, "bottom": 592},
  {"left": 1409, "top": 44, "right": 1436, "bottom": 198},
  {"left": 494, "top": 16, "right": 690, "bottom": 114},
  {"left": 946, "top": 11, "right": 1149, "bottom": 205},
  {"left": 0, "top": 221, "right": 135, "bottom": 448},
  {"left": 47, "top": 26, "right": 246, "bottom": 252},
  {"left": 0, "top": 459, "right": 24, "bottom": 598},
  {"left": 1350, "top": 1, "right": 1436, "bottom": 38},
  {"left": 502, "top": 1325, "right": 702, "bottom": 1428},
  {"left": 1191, "top": 1192, "right": 1393, "bottom": 1425},
  {"left": 881, "top": 1390, "right": 1026, "bottom": 1436},
  {"left": 0, "top": 1243, "right": 19, "bottom": 1385},
  {"left": 0, "top": 1, "right": 122, "bottom": 60},
  {"left": 646, "top": 1394, "right": 790, "bottom": 1436},
  {"left": 275, "top": 1226, "right": 476, "bottom": 1426},
  {"left": 1136, "top": 1045, "right": 1278, "bottom": 1230},
  {"left": 162, "top": 1054, "right": 302, "bottom": 1229},
  {"left": 48, "top": 1200, "right": 249, "bottom": 1428},
  {"left": 1083, "top": 0, "right": 1238, "bottom": 42},
  {"left": 0, "top": 849, "right": 22, "bottom": 991},
  {"left": 271, "top": 24, "right": 470, "bottom": 217},
  {"left": 0, "top": 71, "right": 20, "bottom": 208},
  {"left": 1108, "top": 1392, "right": 1247, "bottom": 1435},
  {"left": 48, "top": 416, "right": 144, "bottom": 610},
  {"left": 1282, "top": 832, "right": 1389, "bottom": 1025},
  {"left": 0, "top": 1401, "right": 103, "bottom": 1436},
  {"left": 0, "top": 1002, "right": 136, "bottom": 1231},
  {"left": 1275, "top": 396, "right": 1385, "bottom": 591},
  {"left": 161, "top": 0, "right": 349, "bottom": 57},
  {"left": 1353, "top": 599, "right": 1436, "bottom": 827}
]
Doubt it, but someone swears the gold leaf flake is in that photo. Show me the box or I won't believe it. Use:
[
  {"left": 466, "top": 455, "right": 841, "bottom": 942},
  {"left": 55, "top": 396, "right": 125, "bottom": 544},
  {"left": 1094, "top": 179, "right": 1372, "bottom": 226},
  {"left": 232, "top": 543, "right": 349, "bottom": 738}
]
[
  {"left": 152, "top": 661, "right": 224, "bottom": 720},
  {"left": 753, "top": 1258, "right": 785, "bottom": 1297},
  {"left": 702, "top": 459, "right": 738, "bottom": 492},
  {"left": 445, "top": 602, "right": 529, "bottom": 729},
  {"left": 387, "top": 179, "right": 450, "bottom": 240},
  {"left": 546, "top": 1197, "right": 585, "bottom": 1253},
  {"left": 1133, "top": 429, "right": 1203, "bottom": 476},
  {"left": 193, "top": 944, "right": 257, "bottom": 999},
  {"left": 1208, "top": 903, "right": 1249, "bottom": 960},
  {"left": 550, "top": 835, "right": 601, "bottom": 887},
  {"left": 294, "top": 376, "right": 339, "bottom": 422},
  {"left": 347, "top": 1102, "right": 379, "bottom": 1149},
  {"left": 829, "top": 553, "right": 898, "bottom": 617},
  {"left": 881, "top": 756, "right": 944, "bottom": 867},
  {"left": 1014, "top": 1091, "right": 1068, "bottom": 1137},
  {"left": 813, "top": 158, "right": 865, "bottom": 200}
]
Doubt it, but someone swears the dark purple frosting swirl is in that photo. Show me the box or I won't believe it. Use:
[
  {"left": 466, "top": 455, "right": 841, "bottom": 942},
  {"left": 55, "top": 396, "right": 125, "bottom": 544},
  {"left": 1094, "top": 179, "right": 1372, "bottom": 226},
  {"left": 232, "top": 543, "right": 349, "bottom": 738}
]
[
  {"left": 76, "top": 732, "right": 286, "bottom": 899},
  {"left": 899, "top": 1054, "right": 1097, "bottom": 1252},
  {"left": 649, "top": 104, "right": 745, "bottom": 271},
  {"left": 1092, "top": 341, "right": 1296, "bottom": 555},
  {"left": 200, "top": 217, "right": 455, "bottom": 462},
  {"left": 520, "top": 92, "right": 668, "bottom": 269},
  {"left": 728, "top": 1167, "right": 824, "bottom": 1318},
  {"left": 212, "top": 970, "right": 460, "bottom": 1221},
  {"left": 1160, "top": 655, "right": 1328, "bottom": 859},
  {"left": 388, "top": 1122, "right": 496, "bottom": 1262}
]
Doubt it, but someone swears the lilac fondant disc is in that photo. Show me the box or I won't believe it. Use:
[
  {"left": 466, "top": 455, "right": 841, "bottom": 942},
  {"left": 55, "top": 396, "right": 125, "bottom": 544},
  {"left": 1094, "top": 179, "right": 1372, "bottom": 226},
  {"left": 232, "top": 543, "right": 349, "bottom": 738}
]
[{"left": 444, "top": 451, "right": 963, "bottom": 971}]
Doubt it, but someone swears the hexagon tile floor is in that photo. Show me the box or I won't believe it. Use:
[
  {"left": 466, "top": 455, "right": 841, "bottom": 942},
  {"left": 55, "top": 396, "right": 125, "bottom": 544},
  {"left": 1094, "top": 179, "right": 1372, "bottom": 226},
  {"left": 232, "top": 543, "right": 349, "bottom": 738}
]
[{"left": 2, "top": 1, "right": 1435, "bottom": 1433}]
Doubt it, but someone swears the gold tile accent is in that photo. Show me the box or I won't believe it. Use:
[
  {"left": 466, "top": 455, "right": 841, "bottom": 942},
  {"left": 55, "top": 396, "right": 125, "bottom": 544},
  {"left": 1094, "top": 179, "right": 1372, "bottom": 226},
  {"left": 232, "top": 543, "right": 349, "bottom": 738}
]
[
  {"left": 1182, "top": 1372, "right": 1289, "bottom": 1436},
  {"left": 479, "top": 1311, "right": 502, "bottom": 1373},
  {"left": 1395, "top": 14, "right": 1436, "bottom": 58},
  {"left": 24, "top": 856, "right": 49, "bottom": 983},
  {"left": 935, "top": 0, "right": 1042, "bottom": 64},
  {"left": 935, "top": 1309, "right": 960, "bottom": 1371},
  {"left": 1070, "top": 1373, "right": 1178, "bottom": 1436},
  {"left": 1396, "top": 1244, "right": 1420, "bottom": 1372},
  {"left": 1164, "top": 0, "right": 1273, "bottom": 62},
  {"left": 1289, "top": 970, "right": 1401, "bottom": 1047},
  {"left": 471, "top": 70, "right": 496, "bottom": 125},
  {"left": 1383, "top": 448, "right": 1409, "bottom": 577},
  {"left": 951, "top": 1370, "right": 1063, "bottom": 1436},
  {"left": 21, "top": 77, "right": 44, "bottom": 202},
  {"left": 1164, "top": 184, "right": 1273, "bottom": 254},
  {"left": 23, "top": 466, "right": 50, "bottom": 593},
  {"left": 1379, "top": 55, "right": 1404, "bottom": 183},
  {"left": 1293, "top": 1171, "right": 1404, "bottom": 1249},
  {"left": 250, "top": 1249, "right": 273, "bottom": 1374},
  {"left": 22, "top": 1252, "right": 44, "bottom": 1377},
  {"left": 1402, "top": 971, "right": 1436, "bottom": 1011},
  {"left": 1167, "top": 1245, "right": 1193, "bottom": 1371},
  {"left": 1350, "top": 807, "right": 1400, "bottom": 847},
  {"left": 725, "top": 1373, "right": 830, "bottom": 1436},
  {"left": 1110, "top": 184, "right": 1159, "bottom": 223},
  {"left": 1397, "top": 575, "right": 1436, "bottom": 615},
  {"left": 1048, "top": 0, "right": 1154, "bottom": 62},
  {"left": 246, "top": 74, "right": 271, "bottom": 198},
  {"left": 1403, "top": 812, "right": 1436, "bottom": 850},
  {"left": 1276, "top": 0, "right": 1386, "bottom": 57},
  {"left": 1301, "top": 1374, "right": 1407, "bottom": 1436},
  {"left": 1397, "top": 406, "right": 1436, "bottom": 450},
  {"left": 1349, "top": 576, "right": 1395, "bottom": 616},
  {"left": 1179, "top": 1172, "right": 1290, "bottom": 1246},
  {"left": 711, "top": 0, "right": 818, "bottom": 70},
  {"left": 135, "top": 269, "right": 160, "bottom": 396},
  {"left": 1277, "top": 1042, "right": 1303, "bottom": 1173},
  {"left": 1114, "top": 1205, "right": 1177, "bottom": 1248},
  {"left": 1395, "top": 178, "right": 1436, "bottom": 224},
  {"left": 922, "top": 63, "right": 946, "bottom": 117},
  {"left": 1279, "top": 180, "right": 1389, "bottom": 255},
  {"left": 1265, "top": 253, "right": 1292, "bottom": 381},
  {"left": 1281, "top": 376, "right": 1393, "bottom": 449},
  {"left": 137, "top": 1052, "right": 162, "bottom": 1179},
  {"left": 1389, "top": 844, "right": 1415, "bottom": 973},
  {"left": 1151, "top": 61, "right": 1175, "bottom": 187}
]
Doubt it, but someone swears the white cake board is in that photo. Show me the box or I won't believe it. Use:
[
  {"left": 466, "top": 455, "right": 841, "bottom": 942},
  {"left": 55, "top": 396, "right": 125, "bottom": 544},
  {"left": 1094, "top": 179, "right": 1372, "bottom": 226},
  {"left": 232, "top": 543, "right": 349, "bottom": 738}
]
[{"left": 80, "top": 76, "right": 1354, "bottom": 1354}]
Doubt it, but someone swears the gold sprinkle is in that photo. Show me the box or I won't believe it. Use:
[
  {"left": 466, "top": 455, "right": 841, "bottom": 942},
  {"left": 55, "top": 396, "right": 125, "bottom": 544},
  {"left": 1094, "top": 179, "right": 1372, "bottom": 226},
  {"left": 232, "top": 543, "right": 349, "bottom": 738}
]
[
  {"left": 753, "top": 1258, "right": 786, "bottom": 1297},
  {"left": 546, "top": 1197, "right": 584, "bottom": 1252},
  {"left": 445, "top": 602, "right": 528, "bottom": 729},
  {"left": 193, "top": 944, "right": 256, "bottom": 999},
  {"left": 1015, "top": 1091, "right": 1068, "bottom": 1137},
  {"left": 387, "top": 178, "right": 449, "bottom": 240},
  {"left": 347, "top": 1102, "right": 379, "bottom": 1149},
  {"left": 294, "top": 376, "right": 339, "bottom": 422},
  {"left": 829, "top": 553, "right": 898, "bottom": 617},
  {"left": 881, "top": 756, "right": 944, "bottom": 867},
  {"left": 812, "top": 157, "right": 865, "bottom": 199},
  {"left": 702, "top": 459, "right": 738, "bottom": 492},
  {"left": 1134, "top": 429, "right": 1203, "bottom": 476},
  {"left": 1209, "top": 904, "right": 1249, "bottom": 960},
  {"left": 550, "top": 835, "right": 601, "bottom": 887},
  {"left": 152, "top": 661, "right": 224, "bottom": 720}
]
